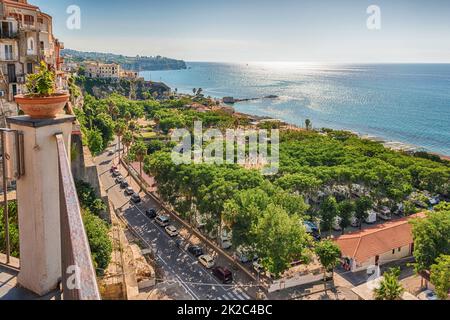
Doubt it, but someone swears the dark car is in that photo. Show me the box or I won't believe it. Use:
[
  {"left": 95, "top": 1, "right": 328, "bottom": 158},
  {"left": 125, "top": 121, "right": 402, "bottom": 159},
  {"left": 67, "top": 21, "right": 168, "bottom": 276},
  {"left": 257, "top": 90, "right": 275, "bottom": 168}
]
[
  {"left": 212, "top": 267, "right": 233, "bottom": 284},
  {"left": 116, "top": 176, "right": 124, "bottom": 184},
  {"left": 131, "top": 193, "right": 141, "bottom": 204},
  {"left": 145, "top": 208, "right": 157, "bottom": 219},
  {"left": 188, "top": 246, "right": 204, "bottom": 257},
  {"left": 112, "top": 169, "right": 121, "bottom": 177},
  {"left": 120, "top": 180, "right": 129, "bottom": 189},
  {"left": 110, "top": 165, "right": 118, "bottom": 173}
]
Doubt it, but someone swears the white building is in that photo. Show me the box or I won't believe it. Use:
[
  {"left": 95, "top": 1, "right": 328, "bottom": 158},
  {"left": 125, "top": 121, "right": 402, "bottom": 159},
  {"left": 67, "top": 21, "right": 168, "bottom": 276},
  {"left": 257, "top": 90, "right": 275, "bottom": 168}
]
[
  {"left": 335, "top": 213, "right": 425, "bottom": 272},
  {"left": 85, "top": 61, "right": 121, "bottom": 79}
]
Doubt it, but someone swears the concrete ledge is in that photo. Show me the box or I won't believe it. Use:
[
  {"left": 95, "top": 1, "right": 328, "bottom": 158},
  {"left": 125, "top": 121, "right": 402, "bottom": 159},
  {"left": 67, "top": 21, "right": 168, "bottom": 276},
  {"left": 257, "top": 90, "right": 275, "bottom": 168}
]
[{"left": 7, "top": 115, "right": 76, "bottom": 128}]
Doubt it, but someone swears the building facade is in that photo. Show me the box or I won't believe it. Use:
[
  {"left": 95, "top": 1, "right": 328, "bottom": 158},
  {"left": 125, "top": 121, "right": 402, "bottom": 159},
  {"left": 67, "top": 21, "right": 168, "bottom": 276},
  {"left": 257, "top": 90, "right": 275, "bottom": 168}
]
[
  {"left": 85, "top": 61, "right": 121, "bottom": 79},
  {"left": 334, "top": 213, "right": 425, "bottom": 272},
  {"left": 0, "top": 0, "right": 64, "bottom": 124}
]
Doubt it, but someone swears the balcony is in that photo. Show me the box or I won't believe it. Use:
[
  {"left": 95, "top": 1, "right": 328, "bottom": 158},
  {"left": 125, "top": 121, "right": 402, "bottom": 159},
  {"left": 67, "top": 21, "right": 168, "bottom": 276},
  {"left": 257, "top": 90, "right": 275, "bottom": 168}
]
[
  {"left": 0, "top": 119, "right": 100, "bottom": 300},
  {"left": 0, "top": 31, "right": 18, "bottom": 39}
]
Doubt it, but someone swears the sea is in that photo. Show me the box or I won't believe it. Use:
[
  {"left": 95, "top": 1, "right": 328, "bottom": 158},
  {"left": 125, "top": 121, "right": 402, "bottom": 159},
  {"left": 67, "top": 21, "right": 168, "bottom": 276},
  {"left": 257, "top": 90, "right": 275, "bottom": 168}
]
[{"left": 141, "top": 62, "right": 450, "bottom": 156}]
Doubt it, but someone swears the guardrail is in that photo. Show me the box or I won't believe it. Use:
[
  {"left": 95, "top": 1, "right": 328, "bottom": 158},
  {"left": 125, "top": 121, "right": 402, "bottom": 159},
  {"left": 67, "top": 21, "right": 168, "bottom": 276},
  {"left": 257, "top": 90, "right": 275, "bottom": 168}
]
[{"left": 56, "top": 133, "right": 101, "bottom": 300}]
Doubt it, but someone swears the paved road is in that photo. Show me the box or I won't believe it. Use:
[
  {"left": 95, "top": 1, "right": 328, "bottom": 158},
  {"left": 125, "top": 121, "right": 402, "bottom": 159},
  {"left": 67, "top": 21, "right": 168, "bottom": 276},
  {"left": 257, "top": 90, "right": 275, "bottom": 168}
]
[{"left": 97, "top": 147, "right": 252, "bottom": 301}]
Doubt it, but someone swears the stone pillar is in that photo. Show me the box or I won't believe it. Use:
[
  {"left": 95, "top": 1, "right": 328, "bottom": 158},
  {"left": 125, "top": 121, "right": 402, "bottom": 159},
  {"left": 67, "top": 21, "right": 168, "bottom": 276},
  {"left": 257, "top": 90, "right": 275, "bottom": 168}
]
[{"left": 7, "top": 115, "right": 75, "bottom": 296}]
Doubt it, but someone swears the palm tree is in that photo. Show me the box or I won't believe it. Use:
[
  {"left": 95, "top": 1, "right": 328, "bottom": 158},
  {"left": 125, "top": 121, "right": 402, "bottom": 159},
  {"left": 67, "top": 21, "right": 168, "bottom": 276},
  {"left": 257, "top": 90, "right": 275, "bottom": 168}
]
[
  {"left": 305, "top": 119, "right": 312, "bottom": 131},
  {"left": 315, "top": 240, "right": 342, "bottom": 294},
  {"left": 122, "top": 130, "right": 133, "bottom": 156},
  {"left": 373, "top": 268, "right": 404, "bottom": 300},
  {"left": 114, "top": 120, "right": 127, "bottom": 165},
  {"left": 132, "top": 140, "right": 148, "bottom": 182}
]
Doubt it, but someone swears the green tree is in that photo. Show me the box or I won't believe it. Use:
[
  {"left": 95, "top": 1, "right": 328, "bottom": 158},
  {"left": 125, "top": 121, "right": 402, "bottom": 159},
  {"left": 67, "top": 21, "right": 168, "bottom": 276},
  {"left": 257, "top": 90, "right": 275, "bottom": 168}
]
[
  {"left": 430, "top": 255, "right": 450, "bottom": 300},
  {"left": 83, "top": 210, "right": 112, "bottom": 275},
  {"left": 122, "top": 130, "right": 133, "bottom": 156},
  {"left": 314, "top": 240, "right": 341, "bottom": 294},
  {"left": 114, "top": 120, "right": 127, "bottom": 163},
  {"left": 305, "top": 119, "right": 312, "bottom": 131},
  {"left": 338, "top": 200, "right": 355, "bottom": 235},
  {"left": 373, "top": 268, "right": 404, "bottom": 300},
  {"left": 320, "top": 196, "right": 338, "bottom": 236},
  {"left": 253, "top": 204, "right": 312, "bottom": 278},
  {"left": 86, "top": 129, "right": 103, "bottom": 156},
  {"left": 410, "top": 210, "right": 450, "bottom": 273},
  {"left": 355, "top": 197, "right": 372, "bottom": 230},
  {"left": 131, "top": 140, "right": 148, "bottom": 178}
]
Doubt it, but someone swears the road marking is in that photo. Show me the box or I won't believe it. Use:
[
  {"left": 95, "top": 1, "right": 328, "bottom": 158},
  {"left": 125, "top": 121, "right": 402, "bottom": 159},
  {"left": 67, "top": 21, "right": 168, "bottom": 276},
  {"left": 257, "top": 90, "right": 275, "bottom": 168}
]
[{"left": 237, "top": 289, "right": 251, "bottom": 300}]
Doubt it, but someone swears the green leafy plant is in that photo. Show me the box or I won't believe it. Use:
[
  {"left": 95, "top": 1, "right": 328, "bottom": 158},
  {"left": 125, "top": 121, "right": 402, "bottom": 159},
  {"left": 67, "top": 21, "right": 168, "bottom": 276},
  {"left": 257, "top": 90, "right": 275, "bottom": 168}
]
[{"left": 25, "top": 61, "right": 56, "bottom": 96}]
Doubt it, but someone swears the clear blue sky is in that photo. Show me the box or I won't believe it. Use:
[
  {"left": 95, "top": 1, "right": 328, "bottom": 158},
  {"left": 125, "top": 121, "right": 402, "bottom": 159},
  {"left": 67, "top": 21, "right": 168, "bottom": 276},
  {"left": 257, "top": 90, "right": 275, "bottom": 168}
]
[{"left": 33, "top": 0, "right": 450, "bottom": 62}]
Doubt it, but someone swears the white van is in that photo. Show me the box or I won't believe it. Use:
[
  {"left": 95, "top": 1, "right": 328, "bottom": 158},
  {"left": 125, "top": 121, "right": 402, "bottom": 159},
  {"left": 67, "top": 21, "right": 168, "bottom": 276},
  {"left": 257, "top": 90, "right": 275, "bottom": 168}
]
[
  {"left": 333, "top": 216, "right": 342, "bottom": 231},
  {"left": 365, "top": 210, "right": 377, "bottom": 224},
  {"left": 350, "top": 215, "right": 359, "bottom": 227}
]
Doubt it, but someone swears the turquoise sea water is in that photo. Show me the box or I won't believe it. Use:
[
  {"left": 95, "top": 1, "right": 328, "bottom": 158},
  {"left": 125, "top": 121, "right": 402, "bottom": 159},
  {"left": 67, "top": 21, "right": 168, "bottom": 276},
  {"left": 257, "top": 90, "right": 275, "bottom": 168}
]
[{"left": 141, "top": 62, "right": 450, "bottom": 156}]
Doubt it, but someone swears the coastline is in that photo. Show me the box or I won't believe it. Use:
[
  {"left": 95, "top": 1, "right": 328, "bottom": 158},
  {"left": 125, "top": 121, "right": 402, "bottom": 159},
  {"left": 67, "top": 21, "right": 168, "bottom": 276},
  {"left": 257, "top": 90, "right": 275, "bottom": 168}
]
[{"left": 230, "top": 104, "right": 450, "bottom": 161}]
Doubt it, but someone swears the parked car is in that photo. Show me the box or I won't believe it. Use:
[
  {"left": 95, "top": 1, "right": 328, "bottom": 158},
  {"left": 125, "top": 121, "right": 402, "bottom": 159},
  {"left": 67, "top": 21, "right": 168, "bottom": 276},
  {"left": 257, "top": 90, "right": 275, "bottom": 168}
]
[
  {"left": 145, "top": 208, "right": 157, "bottom": 219},
  {"left": 198, "top": 255, "right": 215, "bottom": 269},
  {"left": 235, "top": 249, "right": 250, "bottom": 264},
  {"left": 125, "top": 187, "right": 134, "bottom": 196},
  {"left": 165, "top": 225, "right": 179, "bottom": 237},
  {"left": 188, "top": 245, "right": 204, "bottom": 257},
  {"left": 377, "top": 206, "right": 392, "bottom": 221},
  {"left": 350, "top": 215, "right": 359, "bottom": 227},
  {"left": 108, "top": 150, "right": 115, "bottom": 156},
  {"left": 304, "top": 221, "right": 321, "bottom": 241},
  {"left": 156, "top": 215, "right": 170, "bottom": 227},
  {"left": 333, "top": 216, "right": 342, "bottom": 231},
  {"left": 130, "top": 193, "right": 141, "bottom": 204},
  {"left": 112, "top": 169, "right": 121, "bottom": 177},
  {"left": 253, "top": 260, "right": 265, "bottom": 274},
  {"left": 429, "top": 196, "right": 440, "bottom": 206},
  {"left": 304, "top": 221, "right": 319, "bottom": 233},
  {"left": 115, "top": 176, "right": 124, "bottom": 184},
  {"left": 120, "top": 180, "right": 129, "bottom": 189},
  {"left": 418, "top": 290, "right": 438, "bottom": 301},
  {"left": 110, "top": 165, "right": 118, "bottom": 173},
  {"left": 220, "top": 235, "right": 232, "bottom": 250},
  {"left": 212, "top": 267, "right": 233, "bottom": 284},
  {"left": 365, "top": 210, "right": 377, "bottom": 224}
]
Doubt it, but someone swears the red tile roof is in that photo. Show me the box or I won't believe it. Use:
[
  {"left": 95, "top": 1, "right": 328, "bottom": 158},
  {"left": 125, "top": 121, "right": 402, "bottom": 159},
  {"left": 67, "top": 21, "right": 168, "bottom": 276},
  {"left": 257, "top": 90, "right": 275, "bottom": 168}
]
[{"left": 334, "top": 213, "right": 426, "bottom": 262}]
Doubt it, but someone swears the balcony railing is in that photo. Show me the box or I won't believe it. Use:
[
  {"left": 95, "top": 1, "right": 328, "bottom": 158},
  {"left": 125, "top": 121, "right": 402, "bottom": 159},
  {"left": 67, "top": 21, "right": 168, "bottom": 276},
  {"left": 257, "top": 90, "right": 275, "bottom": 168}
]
[
  {"left": 55, "top": 133, "right": 100, "bottom": 300},
  {"left": 0, "top": 31, "right": 18, "bottom": 39}
]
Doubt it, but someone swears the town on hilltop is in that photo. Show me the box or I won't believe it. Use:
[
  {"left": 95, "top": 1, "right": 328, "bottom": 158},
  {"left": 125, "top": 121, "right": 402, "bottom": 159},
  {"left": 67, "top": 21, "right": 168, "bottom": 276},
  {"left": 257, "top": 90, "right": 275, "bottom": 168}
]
[{"left": 0, "top": 0, "right": 448, "bottom": 304}]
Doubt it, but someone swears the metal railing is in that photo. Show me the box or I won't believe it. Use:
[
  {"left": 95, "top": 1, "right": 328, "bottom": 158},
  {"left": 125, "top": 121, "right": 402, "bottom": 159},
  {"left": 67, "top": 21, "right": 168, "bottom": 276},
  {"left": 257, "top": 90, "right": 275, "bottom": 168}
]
[{"left": 56, "top": 133, "right": 100, "bottom": 300}]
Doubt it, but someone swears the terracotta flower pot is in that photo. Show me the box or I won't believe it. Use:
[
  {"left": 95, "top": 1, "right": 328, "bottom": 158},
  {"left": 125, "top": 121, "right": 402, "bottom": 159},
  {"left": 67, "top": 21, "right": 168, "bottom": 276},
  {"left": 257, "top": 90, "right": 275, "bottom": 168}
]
[{"left": 14, "top": 93, "right": 70, "bottom": 119}]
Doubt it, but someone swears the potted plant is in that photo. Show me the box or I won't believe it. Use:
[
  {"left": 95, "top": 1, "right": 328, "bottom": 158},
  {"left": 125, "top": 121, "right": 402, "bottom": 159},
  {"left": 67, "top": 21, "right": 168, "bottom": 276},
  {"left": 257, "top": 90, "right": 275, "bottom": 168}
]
[{"left": 14, "top": 61, "right": 70, "bottom": 119}]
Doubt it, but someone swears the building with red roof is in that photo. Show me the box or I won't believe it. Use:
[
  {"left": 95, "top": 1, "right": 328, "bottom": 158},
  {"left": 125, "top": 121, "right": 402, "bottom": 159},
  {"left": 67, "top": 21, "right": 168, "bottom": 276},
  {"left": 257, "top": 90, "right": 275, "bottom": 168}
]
[{"left": 334, "top": 213, "right": 426, "bottom": 272}]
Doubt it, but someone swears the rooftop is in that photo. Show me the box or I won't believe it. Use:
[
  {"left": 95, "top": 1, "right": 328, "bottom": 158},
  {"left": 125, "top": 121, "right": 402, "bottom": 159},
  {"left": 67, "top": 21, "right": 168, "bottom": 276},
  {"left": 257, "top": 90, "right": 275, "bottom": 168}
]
[{"left": 334, "top": 213, "right": 426, "bottom": 262}]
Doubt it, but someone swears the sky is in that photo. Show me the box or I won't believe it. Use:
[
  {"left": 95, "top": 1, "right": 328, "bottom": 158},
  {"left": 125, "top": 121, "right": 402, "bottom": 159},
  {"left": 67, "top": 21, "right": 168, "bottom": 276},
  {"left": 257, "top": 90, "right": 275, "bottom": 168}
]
[{"left": 33, "top": 0, "right": 450, "bottom": 63}]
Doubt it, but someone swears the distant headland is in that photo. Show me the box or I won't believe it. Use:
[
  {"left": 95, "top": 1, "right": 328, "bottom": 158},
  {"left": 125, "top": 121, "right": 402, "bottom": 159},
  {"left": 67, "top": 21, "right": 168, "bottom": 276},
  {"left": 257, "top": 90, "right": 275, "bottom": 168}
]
[{"left": 61, "top": 49, "right": 187, "bottom": 71}]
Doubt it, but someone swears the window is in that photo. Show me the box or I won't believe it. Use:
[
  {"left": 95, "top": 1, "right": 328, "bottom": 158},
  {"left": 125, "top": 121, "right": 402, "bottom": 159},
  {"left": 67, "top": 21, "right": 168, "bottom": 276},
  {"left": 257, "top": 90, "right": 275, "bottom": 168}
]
[
  {"left": 392, "top": 249, "right": 395, "bottom": 255},
  {"left": 27, "top": 63, "right": 33, "bottom": 74},
  {"left": 24, "top": 15, "right": 35, "bottom": 26},
  {"left": 4, "top": 45, "right": 13, "bottom": 60},
  {"left": 27, "top": 37, "right": 34, "bottom": 52}
]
